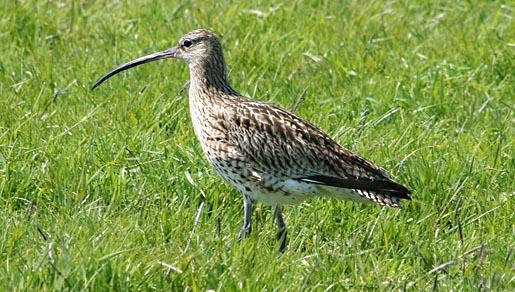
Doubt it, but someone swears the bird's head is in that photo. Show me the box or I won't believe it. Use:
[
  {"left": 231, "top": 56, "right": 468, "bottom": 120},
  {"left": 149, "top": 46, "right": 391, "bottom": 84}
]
[
  {"left": 92, "top": 29, "right": 224, "bottom": 89},
  {"left": 174, "top": 29, "right": 223, "bottom": 64}
]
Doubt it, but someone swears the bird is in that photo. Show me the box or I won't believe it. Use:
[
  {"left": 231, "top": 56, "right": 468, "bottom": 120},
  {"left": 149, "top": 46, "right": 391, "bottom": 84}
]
[{"left": 93, "top": 29, "right": 411, "bottom": 252}]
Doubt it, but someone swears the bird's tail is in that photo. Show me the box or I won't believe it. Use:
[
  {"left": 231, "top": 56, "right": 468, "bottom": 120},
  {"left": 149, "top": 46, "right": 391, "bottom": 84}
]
[
  {"left": 316, "top": 185, "right": 404, "bottom": 208},
  {"left": 297, "top": 174, "right": 411, "bottom": 208}
]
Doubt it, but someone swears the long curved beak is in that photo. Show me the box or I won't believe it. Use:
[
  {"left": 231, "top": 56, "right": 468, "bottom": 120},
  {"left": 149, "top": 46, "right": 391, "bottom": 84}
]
[{"left": 92, "top": 47, "right": 177, "bottom": 89}]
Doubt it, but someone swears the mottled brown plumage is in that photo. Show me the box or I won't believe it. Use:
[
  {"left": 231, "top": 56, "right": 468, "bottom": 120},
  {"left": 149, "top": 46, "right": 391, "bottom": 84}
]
[{"left": 93, "top": 29, "right": 411, "bottom": 252}]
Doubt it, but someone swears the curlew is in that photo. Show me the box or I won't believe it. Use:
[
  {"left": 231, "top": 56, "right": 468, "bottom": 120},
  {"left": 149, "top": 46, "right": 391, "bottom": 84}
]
[{"left": 93, "top": 29, "right": 411, "bottom": 252}]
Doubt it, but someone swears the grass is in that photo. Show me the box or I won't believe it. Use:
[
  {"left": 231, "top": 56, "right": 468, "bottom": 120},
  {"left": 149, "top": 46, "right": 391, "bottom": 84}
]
[{"left": 0, "top": 0, "right": 513, "bottom": 290}]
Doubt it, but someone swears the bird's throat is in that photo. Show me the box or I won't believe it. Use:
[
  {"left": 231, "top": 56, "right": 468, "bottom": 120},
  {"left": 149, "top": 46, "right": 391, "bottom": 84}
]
[{"left": 188, "top": 56, "right": 237, "bottom": 96}]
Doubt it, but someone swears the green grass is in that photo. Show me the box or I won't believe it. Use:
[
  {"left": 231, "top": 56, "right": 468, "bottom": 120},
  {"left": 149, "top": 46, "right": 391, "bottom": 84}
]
[{"left": 1, "top": 0, "right": 513, "bottom": 290}]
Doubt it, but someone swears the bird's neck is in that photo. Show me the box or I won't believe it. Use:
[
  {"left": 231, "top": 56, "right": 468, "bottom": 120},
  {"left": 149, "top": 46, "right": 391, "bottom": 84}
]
[{"left": 188, "top": 57, "right": 239, "bottom": 97}]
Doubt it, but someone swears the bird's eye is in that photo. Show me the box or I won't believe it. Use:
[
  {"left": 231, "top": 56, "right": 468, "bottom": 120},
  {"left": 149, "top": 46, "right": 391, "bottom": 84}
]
[{"left": 183, "top": 39, "right": 192, "bottom": 48}]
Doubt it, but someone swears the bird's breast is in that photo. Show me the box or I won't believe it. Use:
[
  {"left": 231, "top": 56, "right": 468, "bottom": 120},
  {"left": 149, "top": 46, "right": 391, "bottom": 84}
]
[{"left": 188, "top": 92, "right": 237, "bottom": 160}]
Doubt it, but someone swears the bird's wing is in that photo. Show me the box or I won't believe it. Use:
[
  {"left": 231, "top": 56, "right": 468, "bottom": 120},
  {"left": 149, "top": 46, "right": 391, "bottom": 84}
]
[{"left": 224, "top": 99, "right": 411, "bottom": 199}]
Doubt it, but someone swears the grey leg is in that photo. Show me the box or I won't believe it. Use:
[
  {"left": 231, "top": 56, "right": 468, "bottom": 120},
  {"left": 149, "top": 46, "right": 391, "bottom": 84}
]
[
  {"left": 238, "top": 194, "right": 252, "bottom": 240},
  {"left": 274, "top": 205, "right": 287, "bottom": 253}
]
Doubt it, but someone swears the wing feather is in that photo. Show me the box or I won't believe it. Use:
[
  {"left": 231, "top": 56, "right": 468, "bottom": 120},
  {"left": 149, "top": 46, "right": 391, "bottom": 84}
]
[
  {"left": 298, "top": 175, "right": 411, "bottom": 199},
  {"left": 222, "top": 98, "right": 411, "bottom": 201}
]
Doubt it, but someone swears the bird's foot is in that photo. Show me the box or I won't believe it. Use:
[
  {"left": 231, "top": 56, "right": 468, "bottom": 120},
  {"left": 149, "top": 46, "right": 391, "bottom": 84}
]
[
  {"left": 276, "top": 227, "right": 287, "bottom": 253},
  {"left": 238, "top": 224, "right": 252, "bottom": 241}
]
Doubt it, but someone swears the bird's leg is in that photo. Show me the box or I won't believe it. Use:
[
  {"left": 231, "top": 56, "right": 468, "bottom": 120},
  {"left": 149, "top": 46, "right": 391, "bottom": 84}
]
[
  {"left": 238, "top": 194, "right": 252, "bottom": 241},
  {"left": 274, "top": 205, "right": 287, "bottom": 253}
]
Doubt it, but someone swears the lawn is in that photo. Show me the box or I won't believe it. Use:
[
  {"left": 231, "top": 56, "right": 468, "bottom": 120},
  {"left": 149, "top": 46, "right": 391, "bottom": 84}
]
[{"left": 0, "top": 0, "right": 513, "bottom": 290}]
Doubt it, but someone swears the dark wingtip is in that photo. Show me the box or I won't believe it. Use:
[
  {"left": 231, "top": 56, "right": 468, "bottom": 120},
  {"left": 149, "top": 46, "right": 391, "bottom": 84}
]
[
  {"left": 392, "top": 183, "right": 412, "bottom": 199},
  {"left": 299, "top": 174, "right": 412, "bottom": 200},
  {"left": 396, "top": 189, "right": 412, "bottom": 200}
]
